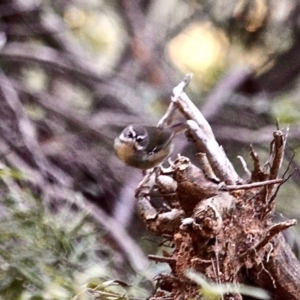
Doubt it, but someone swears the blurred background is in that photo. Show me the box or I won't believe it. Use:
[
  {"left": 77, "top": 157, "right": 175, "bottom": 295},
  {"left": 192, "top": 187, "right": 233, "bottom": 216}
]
[{"left": 1, "top": 0, "right": 300, "bottom": 299}]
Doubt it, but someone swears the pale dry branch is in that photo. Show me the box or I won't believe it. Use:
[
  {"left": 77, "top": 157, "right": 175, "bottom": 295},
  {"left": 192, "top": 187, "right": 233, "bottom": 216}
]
[
  {"left": 196, "top": 153, "right": 220, "bottom": 183},
  {"left": 162, "top": 74, "right": 240, "bottom": 184},
  {"left": 223, "top": 179, "right": 283, "bottom": 191}
]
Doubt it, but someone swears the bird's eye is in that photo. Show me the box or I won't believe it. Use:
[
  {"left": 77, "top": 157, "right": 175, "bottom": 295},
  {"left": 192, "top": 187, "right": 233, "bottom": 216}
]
[{"left": 127, "top": 131, "right": 134, "bottom": 139}]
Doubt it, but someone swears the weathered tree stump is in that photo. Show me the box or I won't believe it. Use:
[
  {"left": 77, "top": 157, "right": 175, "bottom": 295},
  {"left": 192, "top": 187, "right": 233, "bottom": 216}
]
[{"left": 137, "top": 75, "right": 300, "bottom": 300}]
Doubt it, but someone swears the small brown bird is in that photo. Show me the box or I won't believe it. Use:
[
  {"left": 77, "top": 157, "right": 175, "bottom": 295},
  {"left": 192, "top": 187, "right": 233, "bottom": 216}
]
[{"left": 114, "top": 124, "right": 175, "bottom": 169}]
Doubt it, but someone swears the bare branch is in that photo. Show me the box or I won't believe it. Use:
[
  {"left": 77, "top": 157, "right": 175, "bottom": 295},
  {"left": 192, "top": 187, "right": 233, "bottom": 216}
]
[
  {"left": 269, "top": 130, "right": 286, "bottom": 180},
  {"left": 165, "top": 74, "right": 239, "bottom": 184},
  {"left": 223, "top": 179, "right": 283, "bottom": 191},
  {"left": 240, "top": 220, "right": 297, "bottom": 259},
  {"left": 196, "top": 153, "right": 220, "bottom": 183}
]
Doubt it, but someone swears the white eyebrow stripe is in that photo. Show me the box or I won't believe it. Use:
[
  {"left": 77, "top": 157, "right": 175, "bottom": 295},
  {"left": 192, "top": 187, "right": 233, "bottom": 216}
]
[
  {"left": 119, "top": 134, "right": 129, "bottom": 141},
  {"left": 128, "top": 125, "right": 136, "bottom": 137},
  {"left": 137, "top": 134, "right": 147, "bottom": 140}
]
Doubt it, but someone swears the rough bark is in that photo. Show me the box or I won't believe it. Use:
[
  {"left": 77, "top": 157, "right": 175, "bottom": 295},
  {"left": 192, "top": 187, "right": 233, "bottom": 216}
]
[{"left": 137, "top": 76, "right": 300, "bottom": 300}]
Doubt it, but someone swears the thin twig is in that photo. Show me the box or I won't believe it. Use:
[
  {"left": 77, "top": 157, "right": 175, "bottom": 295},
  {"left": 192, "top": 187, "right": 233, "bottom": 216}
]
[
  {"left": 265, "top": 169, "right": 296, "bottom": 211},
  {"left": 240, "top": 220, "right": 297, "bottom": 260},
  {"left": 222, "top": 179, "right": 284, "bottom": 191},
  {"left": 237, "top": 155, "right": 252, "bottom": 178},
  {"left": 282, "top": 151, "right": 296, "bottom": 179},
  {"left": 249, "top": 144, "right": 264, "bottom": 179},
  {"left": 148, "top": 254, "right": 176, "bottom": 264},
  {"left": 269, "top": 130, "right": 285, "bottom": 180},
  {"left": 197, "top": 153, "right": 220, "bottom": 183}
]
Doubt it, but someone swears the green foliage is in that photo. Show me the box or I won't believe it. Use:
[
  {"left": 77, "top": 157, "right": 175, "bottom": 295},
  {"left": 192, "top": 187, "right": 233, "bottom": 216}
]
[
  {"left": 272, "top": 97, "right": 300, "bottom": 125},
  {"left": 186, "top": 270, "right": 270, "bottom": 300},
  {"left": 0, "top": 182, "right": 149, "bottom": 300}
]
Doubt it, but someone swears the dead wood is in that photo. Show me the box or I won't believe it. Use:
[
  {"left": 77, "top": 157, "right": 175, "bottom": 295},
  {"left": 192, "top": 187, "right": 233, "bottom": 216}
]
[{"left": 137, "top": 76, "right": 300, "bottom": 300}]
